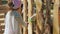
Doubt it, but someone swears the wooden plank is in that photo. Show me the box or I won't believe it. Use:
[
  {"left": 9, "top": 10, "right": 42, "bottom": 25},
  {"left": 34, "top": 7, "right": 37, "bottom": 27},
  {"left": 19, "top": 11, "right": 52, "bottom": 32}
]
[
  {"left": 0, "top": 25, "right": 5, "bottom": 29},
  {"left": 34, "top": 0, "right": 43, "bottom": 34},
  {"left": 35, "top": 25, "right": 40, "bottom": 34},
  {"left": 0, "top": 25, "right": 5, "bottom": 34},
  {"left": 1, "top": 26, "right": 5, "bottom": 29},
  {"left": 0, "top": 18, "right": 5, "bottom": 21},
  {"left": 0, "top": 30, "right": 4, "bottom": 33},
  {"left": 23, "top": 0, "right": 28, "bottom": 34},
  {"left": 53, "top": 0, "right": 59, "bottom": 34},
  {"left": 0, "top": 0, "right": 2, "bottom": 5},
  {"left": 0, "top": 15, "right": 5, "bottom": 18},
  {"left": 0, "top": 6, "right": 9, "bottom": 13},
  {"left": 0, "top": 10, "right": 7, "bottom": 13},
  {"left": 43, "top": 0, "right": 51, "bottom": 34},
  {"left": 0, "top": 6, "right": 9, "bottom": 10},
  {"left": 58, "top": 5, "right": 60, "bottom": 34},
  {"left": 23, "top": 0, "right": 27, "bottom": 22},
  {"left": 0, "top": 13, "right": 5, "bottom": 16},
  {"left": 0, "top": 20, "right": 4, "bottom": 23},
  {"left": 0, "top": 26, "right": 2, "bottom": 31},
  {"left": 27, "top": 0, "right": 33, "bottom": 34}
]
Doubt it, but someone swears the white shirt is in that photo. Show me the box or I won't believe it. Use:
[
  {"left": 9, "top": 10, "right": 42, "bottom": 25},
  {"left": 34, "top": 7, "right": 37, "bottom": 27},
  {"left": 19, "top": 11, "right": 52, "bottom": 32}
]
[{"left": 4, "top": 10, "right": 26, "bottom": 34}]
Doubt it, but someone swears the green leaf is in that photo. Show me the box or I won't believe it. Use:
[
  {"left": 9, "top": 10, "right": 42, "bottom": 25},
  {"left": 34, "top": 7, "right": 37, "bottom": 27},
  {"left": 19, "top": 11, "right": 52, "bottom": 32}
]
[
  {"left": 2, "top": 1, "right": 8, "bottom": 4},
  {"left": 28, "top": 17, "right": 33, "bottom": 23}
]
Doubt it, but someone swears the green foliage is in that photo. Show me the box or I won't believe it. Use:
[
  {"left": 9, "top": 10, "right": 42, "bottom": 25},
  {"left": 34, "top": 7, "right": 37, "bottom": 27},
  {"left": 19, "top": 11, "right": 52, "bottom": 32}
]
[
  {"left": 28, "top": 17, "right": 33, "bottom": 23},
  {"left": 2, "top": 1, "right": 8, "bottom": 4}
]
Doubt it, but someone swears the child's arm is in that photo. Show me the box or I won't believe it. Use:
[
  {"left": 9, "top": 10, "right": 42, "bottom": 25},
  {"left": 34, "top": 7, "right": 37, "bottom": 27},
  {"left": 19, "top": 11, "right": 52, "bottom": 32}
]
[
  {"left": 15, "top": 15, "right": 27, "bottom": 27},
  {"left": 12, "top": 11, "right": 27, "bottom": 27}
]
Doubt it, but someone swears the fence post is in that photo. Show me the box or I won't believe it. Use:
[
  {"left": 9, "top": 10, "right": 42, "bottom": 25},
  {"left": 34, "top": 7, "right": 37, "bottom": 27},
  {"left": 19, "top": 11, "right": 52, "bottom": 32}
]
[
  {"left": 53, "top": 0, "right": 59, "bottom": 34},
  {"left": 27, "top": 0, "right": 33, "bottom": 34},
  {"left": 34, "top": 0, "right": 43, "bottom": 34},
  {"left": 23, "top": 0, "right": 28, "bottom": 34}
]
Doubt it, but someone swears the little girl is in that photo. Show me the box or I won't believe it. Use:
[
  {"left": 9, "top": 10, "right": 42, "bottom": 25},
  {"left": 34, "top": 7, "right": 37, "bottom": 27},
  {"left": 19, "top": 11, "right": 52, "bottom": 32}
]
[{"left": 4, "top": 1, "right": 26, "bottom": 34}]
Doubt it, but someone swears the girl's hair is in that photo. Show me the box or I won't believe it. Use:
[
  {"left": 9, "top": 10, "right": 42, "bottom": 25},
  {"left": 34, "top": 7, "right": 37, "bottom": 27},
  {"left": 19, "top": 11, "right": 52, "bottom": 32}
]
[
  {"left": 8, "top": 2, "right": 14, "bottom": 8},
  {"left": 8, "top": 2, "right": 19, "bottom": 10}
]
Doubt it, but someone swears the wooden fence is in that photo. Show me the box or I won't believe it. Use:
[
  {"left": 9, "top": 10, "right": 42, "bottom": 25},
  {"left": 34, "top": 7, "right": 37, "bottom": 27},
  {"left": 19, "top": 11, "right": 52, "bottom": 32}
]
[{"left": 0, "top": 0, "right": 60, "bottom": 34}]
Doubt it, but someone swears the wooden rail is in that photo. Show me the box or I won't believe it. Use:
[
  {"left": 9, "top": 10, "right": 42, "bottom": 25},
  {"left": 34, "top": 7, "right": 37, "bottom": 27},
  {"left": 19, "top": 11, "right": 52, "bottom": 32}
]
[
  {"left": 53, "top": 0, "right": 59, "bottom": 34},
  {"left": 28, "top": 0, "right": 33, "bottom": 34},
  {"left": 23, "top": 0, "right": 28, "bottom": 34}
]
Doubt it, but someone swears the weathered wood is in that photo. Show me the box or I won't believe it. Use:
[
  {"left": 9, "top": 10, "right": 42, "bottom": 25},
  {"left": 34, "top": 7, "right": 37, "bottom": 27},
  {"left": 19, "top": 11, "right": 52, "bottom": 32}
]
[
  {"left": 35, "top": 24, "right": 42, "bottom": 34},
  {"left": 0, "top": 20, "right": 4, "bottom": 23},
  {"left": 30, "top": 14, "right": 36, "bottom": 21},
  {"left": 0, "top": 1, "right": 9, "bottom": 34},
  {"left": 23, "top": 0, "right": 27, "bottom": 22},
  {"left": 0, "top": 6, "right": 9, "bottom": 13},
  {"left": 44, "top": 0, "right": 51, "bottom": 34},
  {"left": 27, "top": 0, "right": 33, "bottom": 34},
  {"left": 0, "top": 30, "right": 4, "bottom": 33},
  {"left": 0, "top": 25, "right": 5, "bottom": 29},
  {"left": 53, "top": 0, "right": 59, "bottom": 34},
  {"left": 35, "top": 25, "right": 39, "bottom": 34},
  {"left": 34, "top": 0, "right": 43, "bottom": 34},
  {"left": 0, "top": 15, "right": 5, "bottom": 18},
  {"left": 23, "top": 0, "right": 28, "bottom": 34},
  {"left": 58, "top": 0, "right": 60, "bottom": 32},
  {"left": 0, "top": 24, "right": 5, "bottom": 34},
  {"left": 0, "top": 0, "right": 2, "bottom": 5}
]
